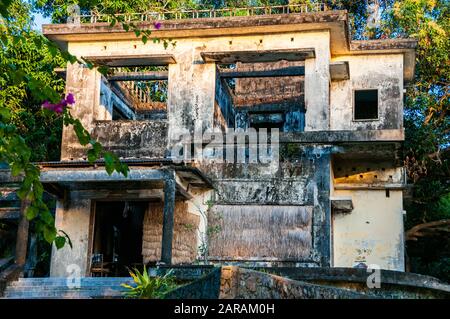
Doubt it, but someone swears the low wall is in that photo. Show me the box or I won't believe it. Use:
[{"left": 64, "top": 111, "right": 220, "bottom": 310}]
[
  {"left": 220, "top": 266, "right": 368, "bottom": 299},
  {"left": 264, "top": 267, "right": 450, "bottom": 299},
  {"left": 92, "top": 120, "right": 168, "bottom": 159},
  {"left": 164, "top": 267, "right": 222, "bottom": 299}
]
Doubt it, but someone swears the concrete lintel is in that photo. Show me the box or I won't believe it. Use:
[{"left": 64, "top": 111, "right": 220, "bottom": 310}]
[
  {"left": 201, "top": 48, "right": 315, "bottom": 63},
  {"left": 39, "top": 168, "right": 168, "bottom": 183},
  {"left": 220, "top": 66, "right": 305, "bottom": 78},
  {"left": 334, "top": 183, "right": 405, "bottom": 190},
  {"left": 330, "top": 61, "right": 349, "bottom": 81},
  {"left": 280, "top": 129, "right": 404, "bottom": 143},
  {"left": 83, "top": 54, "right": 176, "bottom": 67}
]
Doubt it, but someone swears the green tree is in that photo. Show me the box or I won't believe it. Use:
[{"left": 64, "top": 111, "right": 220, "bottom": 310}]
[{"left": 0, "top": 0, "right": 129, "bottom": 250}]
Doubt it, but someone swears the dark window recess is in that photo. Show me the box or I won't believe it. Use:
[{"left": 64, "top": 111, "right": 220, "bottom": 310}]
[
  {"left": 354, "top": 89, "right": 378, "bottom": 120},
  {"left": 112, "top": 105, "right": 127, "bottom": 120},
  {"left": 249, "top": 112, "right": 284, "bottom": 130}
]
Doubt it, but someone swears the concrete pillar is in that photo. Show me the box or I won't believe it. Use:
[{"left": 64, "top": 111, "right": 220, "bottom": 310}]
[
  {"left": 15, "top": 200, "right": 30, "bottom": 269},
  {"left": 161, "top": 173, "right": 176, "bottom": 265},
  {"left": 50, "top": 198, "right": 92, "bottom": 277},
  {"left": 61, "top": 62, "right": 102, "bottom": 160},
  {"left": 304, "top": 35, "right": 331, "bottom": 131},
  {"left": 167, "top": 50, "right": 216, "bottom": 145}
]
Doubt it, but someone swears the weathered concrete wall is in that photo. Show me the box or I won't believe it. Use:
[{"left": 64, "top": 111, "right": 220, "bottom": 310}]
[
  {"left": 220, "top": 266, "right": 367, "bottom": 299},
  {"left": 50, "top": 199, "right": 92, "bottom": 277},
  {"left": 208, "top": 205, "right": 312, "bottom": 261},
  {"left": 234, "top": 60, "right": 305, "bottom": 107},
  {"left": 330, "top": 54, "right": 404, "bottom": 130},
  {"left": 200, "top": 145, "right": 332, "bottom": 266},
  {"left": 332, "top": 189, "right": 405, "bottom": 271},
  {"left": 142, "top": 201, "right": 200, "bottom": 265},
  {"left": 92, "top": 120, "right": 168, "bottom": 159}
]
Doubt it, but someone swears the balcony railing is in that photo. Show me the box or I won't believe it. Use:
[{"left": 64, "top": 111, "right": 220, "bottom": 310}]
[{"left": 71, "top": 4, "right": 328, "bottom": 24}]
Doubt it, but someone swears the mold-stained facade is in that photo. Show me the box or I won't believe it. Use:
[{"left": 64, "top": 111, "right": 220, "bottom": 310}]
[{"left": 33, "top": 7, "right": 416, "bottom": 276}]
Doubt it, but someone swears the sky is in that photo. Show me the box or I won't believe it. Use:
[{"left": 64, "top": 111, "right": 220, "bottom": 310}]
[{"left": 32, "top": 12, "right": 51, "bottom": 31}]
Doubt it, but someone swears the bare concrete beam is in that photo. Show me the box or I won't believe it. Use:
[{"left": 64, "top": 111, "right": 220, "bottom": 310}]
[
  {"left": 83, "top": 55, "right": 176, "bottom": 67},
  {"left": 330, "top": 61, "right": 349, "bottom": 81},
  {"left": 161, "top": 172, "right": 176, "bottom": 265},
  {"left": 220, "top": 66, "right": 305, "bottom": 78},
  {"left": 40, "top": 169, "right": 166, "bottom": 183},
  {"left": 201, "top": 48, "right": 315, "bottom": 63},
  {"left": 69, "top": 189, "right": 164, "bottom": 200},
  {"left": 280, "top": 129, "right": 405, "bottom": 143},
  {"left": 107, "top": 71, "right": 168, "bottom": 81}
]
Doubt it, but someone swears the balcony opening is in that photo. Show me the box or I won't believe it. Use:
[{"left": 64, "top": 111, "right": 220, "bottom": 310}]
[
  {"left": 215, "top": 60, "right": 306, "bottom": 132},
  {"left": 101, "top": 66, "right": 169, "bottom": 121},
  {"left": 354, "top": 89, "right": 378, "bottom": 120}
]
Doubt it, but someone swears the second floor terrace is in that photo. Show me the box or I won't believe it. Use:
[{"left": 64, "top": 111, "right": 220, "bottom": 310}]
[{"left": 42, "top": 5, "right": 417, "bottom": 162}]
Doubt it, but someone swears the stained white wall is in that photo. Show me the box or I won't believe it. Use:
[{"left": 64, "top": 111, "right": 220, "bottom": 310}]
[
  {"left": 332, "top": 189, "right": 405, "bottom": 271},
  {"left": 330, "top": 54, "right": 404, "bottom": 130}
]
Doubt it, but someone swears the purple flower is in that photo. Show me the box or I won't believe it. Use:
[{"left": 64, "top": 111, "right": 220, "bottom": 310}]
[
  {"left": 153, "top": 22, "right": 161, "bottom": 30},
  {"left": 42, "top": 93, "right": 75, "bottom": 114},
  {"left": 65, "top": 93, "right": 75, "bottom": 104},
  {"left": 42, "top": 100, "right": 64, "bottom": 113}
]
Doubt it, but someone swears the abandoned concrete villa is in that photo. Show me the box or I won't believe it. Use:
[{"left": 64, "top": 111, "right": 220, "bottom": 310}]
[{"left": 1, "top": 5, "right": 449, "bottom": 299}]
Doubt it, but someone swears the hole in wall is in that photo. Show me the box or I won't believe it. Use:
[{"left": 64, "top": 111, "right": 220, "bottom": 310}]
[
  {"left": 291, "top": 37, "right": 294, "bottom": 42},
  {"left": 386, "top": 189, "right": 390, "bottom": 198},
  {"left": 229, "top": 40, "right": 233, "bottom": 45}
]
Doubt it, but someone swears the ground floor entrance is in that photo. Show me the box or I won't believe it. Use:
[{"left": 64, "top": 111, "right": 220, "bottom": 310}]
[{"left": 91, "top": 201, "right": 146, "bottom": 276}]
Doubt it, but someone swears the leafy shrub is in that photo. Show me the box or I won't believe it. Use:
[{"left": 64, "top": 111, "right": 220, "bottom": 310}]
[{"left": 121, "top": 266, "right": 178, "bottom": 299}]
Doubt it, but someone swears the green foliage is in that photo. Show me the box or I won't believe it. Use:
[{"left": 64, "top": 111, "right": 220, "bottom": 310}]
[
  {"left": 0, "top": 0, "right": 129, "bottom": 250},
  {"left": 121, "top": 266, "right": 178, "bottom": 299}
]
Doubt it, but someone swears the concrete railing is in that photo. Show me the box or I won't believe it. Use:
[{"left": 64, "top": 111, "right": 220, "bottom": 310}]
[{"left": 72, "top": 4, "right": 328, "bottom": 24}]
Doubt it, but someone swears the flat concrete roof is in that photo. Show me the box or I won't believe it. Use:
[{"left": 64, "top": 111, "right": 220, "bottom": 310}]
[{"left": 42, "top": 10, "right": 417, "bottom": 80}]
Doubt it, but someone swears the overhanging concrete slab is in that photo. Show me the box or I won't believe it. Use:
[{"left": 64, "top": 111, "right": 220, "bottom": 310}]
[
  {"left": 330, "top": 61, "right": 349, "bottom": 81},
  {"left": 84, "top": 54, "right": 176, "bottom": 67},
  {"left": 201, "top": 48, "right": 315, "bottom": 63}
]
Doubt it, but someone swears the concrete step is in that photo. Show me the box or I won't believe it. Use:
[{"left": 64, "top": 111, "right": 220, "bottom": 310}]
[
  {"left": 10, "top": 278, "right": 132, "bottom": 287},
  {"left": 3, "top": 277, "right": 136, "bottom": 299}
]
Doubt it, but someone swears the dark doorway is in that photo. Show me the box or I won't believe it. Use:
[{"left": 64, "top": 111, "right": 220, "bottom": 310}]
[{"left": 92, "top": 201, "right": 146, "bottom": 276}]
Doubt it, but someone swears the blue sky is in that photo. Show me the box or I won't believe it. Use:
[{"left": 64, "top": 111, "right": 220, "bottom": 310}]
[{"left": 32, "top": 12, "right": 51, "bottom": 31}]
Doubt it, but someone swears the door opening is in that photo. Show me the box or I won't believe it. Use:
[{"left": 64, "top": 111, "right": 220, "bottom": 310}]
[{"left": 91, "top": 201, "right": 146, "bottom": 276}]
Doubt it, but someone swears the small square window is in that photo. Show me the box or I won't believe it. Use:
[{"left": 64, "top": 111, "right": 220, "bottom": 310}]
[{"left": 354, "top": 89, "right": 378, "bottom": 120}]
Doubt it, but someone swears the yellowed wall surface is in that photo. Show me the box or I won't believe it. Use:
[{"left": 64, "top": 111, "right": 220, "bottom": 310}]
[
  {"left": 330, "top": 54, "right": 404, "bottom": 130},
  {"left": 332, "top": 189, "right": 405, "bottom": 271}
]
